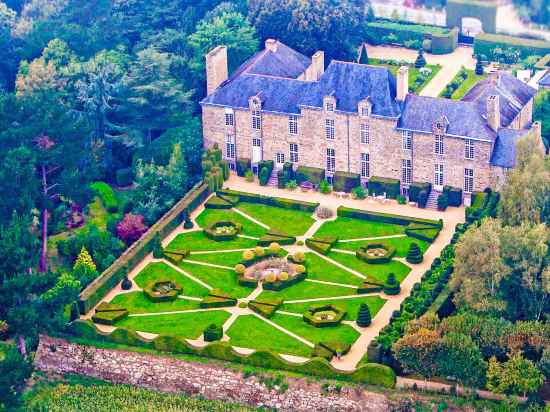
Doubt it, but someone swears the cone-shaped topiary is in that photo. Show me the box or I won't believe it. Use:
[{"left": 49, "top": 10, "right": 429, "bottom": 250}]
[
  {"left": 152, "top": 232, "right": 164, "bottom": 259},
  {"left": 384, "top": 272, "right": 400, "bottom": 295},
  {"left": 475, "top": 56, "right": 484, "bottom": 75},
  {"left": 182, "top": 209, "right": 193, "bottom": 229},
  {"left": 358, "top": 44, "right": 369, "bottom": 64},
  {"left": 121, "top": 276, "right": 132, "bottom": 290},
  {"left": 203, "top": 323, "right": 223, "bottom": 342},
  {"left": 415, "top": 49, "right": 426, "bottom": 68},
  {"left": 357, "top": 303, "right": 371, "bottom": 327},
  {"left": 406, "top": 242, "right": 423, "bottom": 264}
]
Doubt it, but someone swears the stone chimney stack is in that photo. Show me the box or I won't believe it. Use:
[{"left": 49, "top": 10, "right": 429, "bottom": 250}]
[
  {"left": 265, "top": 39, "right": 278, "bottom": 53},
  {"left": 206, "top": 45, "right": 228, "bottom": 96},
  {"left": 396, "top": 66, "right": 409, "bottom": 102},
  {"left": 312, "top": 51, "right": 325, "bottom": 81},
  {"left": 487, "top": 95, "right": 501, "bottom": 132}
]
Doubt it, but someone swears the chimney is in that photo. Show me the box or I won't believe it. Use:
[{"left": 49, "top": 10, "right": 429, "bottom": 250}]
[
  {"left": 205, "top": 45, "right": 228, "bottom": 96},
  {"left": 487, "top": 95, "right": 501, "bottom": 132},
  {"left": 312, "top": 51, "right": 324, "bottom": 80},
  {"left": 397, "top": 66, "right": 409, "bottom": 102},
  {"left": 265, "top": 39, "right": 278, "bottom": 53}
]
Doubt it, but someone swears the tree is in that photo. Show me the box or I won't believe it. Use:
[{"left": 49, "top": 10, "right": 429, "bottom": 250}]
[
  {"left": 72, "top": 246, "right": 99, "bottom": 289},
  {"left": 0, "top": 344, "right": 33, "bottom": 410},
  {"left": 0, "top": 213, "right": 40, "bottom": 282},
  {"left": 393, "top": 328, "right": 441, "bottom": 379},
  {"left": 357, "top": 303, "right": 371, "bottom": 327},
  {"left": 487, "top": 354, "right": 544, "bottom": 397},
  {"left": 414, "top": 49, "right": 426, "bottom": 68},
  {"left": 358, "top": 43, "right": 368, "bottom": 64},
  {"left": 116, "top": 213, "right": 148, "bottom": 245},
  {"left": 475, "top": 55, "right": 484, "bottom": 75},
  {"left": 152, "top": 232, "right": 163, "bottom": 259},
  {"left": 406, "top": 242, "right": 423, "bottom": 264}
]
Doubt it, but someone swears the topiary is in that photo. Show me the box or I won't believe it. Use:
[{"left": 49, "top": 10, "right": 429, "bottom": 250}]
[
  {"left": 475, "top": 55, "right": 484, "bottom": 75},
  {"left": 295, "top": 265, "right": 305, "bottom": 274},
  {"left": 254, "top": 246, "right": 265, "bottom": 257},
  {"left": 279, "top": 272, "right": 289, "bottom": 281},
  {"left": 415, "top": 49, "right": 426, "bottom": 68},
  {"left": 259, "top": 167, "right": 270, "bottom": 186},
  {"left": 417, "top": 190, "right": 428, "bottom": 208},
  {"left": 152, "top": 232, "right": 164, "bottom": 259},
  {"left": 235, "top": 264, "right": 246, "bottom": 275},
  {"left": 203, "top": 323, "right": 223, "bottom": 342},
  {"left": 266, "top": 272, "right": 276, "bottom": 282},
  {"left": 293, "top": 251, "right": 305, "bottom": 263},
  {"left": 384, "top": 273, "right": 400, "bottom": 295},
  {"left": 406, "top": 243, "right": 423, "bottom": 264},
  {"left": 242, "top": 250, "right": 255, "bottom": 261},
  {"left": 182, "top": 209, "right": 193, "bottom": 229},
  {"left": 437, "top": 194, "right": 448, "bottom": 211},
  {"left": 268, "top": 242, "right": 280, "bottom": 254},
  {"left": 121, "top": 276, "right": 132, "bottom": 290},
  {"left": 357, "top": 303, "right": 371, "bottom": 327}
]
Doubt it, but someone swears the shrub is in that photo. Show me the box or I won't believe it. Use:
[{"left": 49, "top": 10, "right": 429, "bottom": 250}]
[
  {"left": 203, "top": 323, "right": 223, "bottom": 342},
  {"left": 367, "top": 176, "right": 400, "bottom": 199},
  {"left": 397, "top": 195, "right": 406, "bottom": 205},
  {"left": 319, "top": 180, "right": 332, "bottom": 194},
  {"left": 474, "top": 33, "right": 550, "bottom": 60},
  {"left": 152, "top": 232, "right": 163, "bottom": 259},
  {"left": 384, "top": 273, "right": 401, "bottom": 295},
  {"left": 254, "top": 246, "right": 265, "bottom": 257},
  {"left": 279, "top": 272, "right": 289, "bottom": 281},
  {"left": 268, "top": 242, "right": 281, "bottom": 254},
  {"left": 242, "top": 250, "right": 255, "bottom": 261},
  {"left": 316, "top": 206, "right": 334, "bottom": 219},
  {"left": 234, "top": 264, "right": 246, "bottom": 275},
  {"left": 437, "top": 194, "right": 448, "bottom": 211},
  {"left": 406, "top": 242, "right": 423, "bottom": 264},
  {"left": 258, "top": 167, "right": 270, "bottom": 186},
  {"left": 90, "top": 181, "right": 118, "bottom": 212},
  {"left": 121, "top": 276, "right": 132, "bottom": 290},
  {"left": 415, "top": 49, "right": 426, "bottom": 68},
  {"left": 285, "top": 180, "right": 298, "bottom": 190},
  {"left": 296, "top": 265, "right": 305, "bottom": 274},
  {"left": 443, "top": 186, "right": 462, "bottom": 207},
  {"left": 245, "top": 169, "right": 254, "bottom": 182},
  {"left": 417, "top": 190, "right": 428, "bottom": 208},
  {"left": 292, "top": 251, "right": 305, "bottom": 263},
  {"left": 116, "top": 168, "right": 133, "bottom": 187},
  {"left": 117, "top": 214, "right": 148, "bottom": 245},
  {"left": 357, "top": 303, "right": 372, "bottom": 327},
  {"left": 236, "top": 158, "right": 251, "bottom": 177},
  {"left": 333, "top": 171, "right": 360, "bottom": 193},
  {"left": 408, "top": 182, "right": 431, "bottom": 203},
  {"left": 295, "top": 166, "right": 325, "bottom": 184},
  {"left": 352, "top": 186, "right": 367, "bottom": 199}
]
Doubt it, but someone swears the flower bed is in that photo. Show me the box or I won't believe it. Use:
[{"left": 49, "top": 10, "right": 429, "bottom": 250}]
[
  {"left": 144, "top": 281, "right": 182, "bottom": 303},
  {"left": 204, "top": 221, "right": 242, "bottom": 241},
  {"left": 303, "top": 304, "right": 346, "bottom": 328},
  {"left": 356, "top": 242, "right": 396, "bottom": 264}
]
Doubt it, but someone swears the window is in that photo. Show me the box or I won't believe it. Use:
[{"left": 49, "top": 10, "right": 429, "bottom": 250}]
[
  {"left": 402, "top": 131, "right": 413, "bottom": 150},
  {"left": 361, "top": 106, "right": 370, "bottom": 116},
  {"left": 325, "top": 119, "right": 335, "bottom": 140},
  {"left": 402, "top": 159, "right": 412, "bottom": 184},
  {"left": 360, "top": 124, "right": 369, "bottom": 144},
  {"left": 252, "top": 110, "right": 261, "bottom": 130},
  {"left": 290, "top": 143, "right": 298, "bottom": 163},
  {"left": 225, "top": 135, "right": 236, "bottom": 159},
  {"left": 434, "top": 163, "right": 444, "bottom": 186},
  {"left": 326, "top": 148, "right": 335, "bottom": 172},
  {"left": 465, "top": 139, "right": 474, "bottom": 160},
  {"left": 225, "top": 112, "right": 234, "bottom": 126},
  {"left": 252, "top": 137, "right": 261, "bottom": 147},
  {"left": 276, "top": 152, "right": 285, "bottom": 164},
  {"left": 361, "top": 153, "right": 370, "bottom": 178},
  {"left": 435, "top": 134, "right": 444, "bottom": 155},
  {"left": 289, "top": 115, "right": 298, "bottom": 135},
  {"left": 464, "top": 168, "right": 474, "bottom": 193},
  {"left": 326, "top": 102, "right": 334, "bottom": 112}
]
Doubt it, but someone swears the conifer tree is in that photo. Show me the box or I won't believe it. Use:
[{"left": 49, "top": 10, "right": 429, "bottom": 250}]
[
  {"left": 358, "top": 44, "right": 369, "bottom": 64},
  {"left": 357, "top": 303, "right": 371, "bottom": 327},
  {"left": 415, "top": 49, "right": 426, "bottom": 68},
  {"left": 152, "top": 232, "right": 163, "bottom": 259},
  {"left": 475, "top": 56, "right": 484, "bottom": 75},
  {"left": 406, "top": 242, "right": 423, "bottom": 264}
]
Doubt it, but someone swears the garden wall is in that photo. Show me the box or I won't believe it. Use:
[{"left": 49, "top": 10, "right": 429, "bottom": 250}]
[
  {"left": 78, "top": 182, "right": 210, "bottom": 314},
  {"left": 35, "top": 335, "right": 390, "bottom": 412}
]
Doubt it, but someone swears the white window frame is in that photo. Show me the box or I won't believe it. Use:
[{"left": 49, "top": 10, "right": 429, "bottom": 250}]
[
  {"left": 326, "top": 102, "right": 334, "bottom": 112},
  {"left": 464, "top": 168, "right": 474, "bottom": 193},
  {"left": 326, "top": 148, "right": 335, "bottom": 173},
  {"left": 361, "top": 153, "right": 370, "bottom": 178},
  {"left": 434, "top": 163, "right": 444, "bottom": 186},
  {"left": 290, "top": 143, "right": 298, "bottom": 163},
  {"left": 276, "top": 152, "right": 285, "bottom": 164},
  {"left": 402, "top": 130, "right": 413, "bottom": 150},
  {"left": 289, "top": 115, "right": 298, "bottom": 135},
  {"left": 225, "top": 135, "right": 236, "bottom": 159},
  {"left": 465, "top": 139, "right": 474, "bottom": 160},
  {"left": 435, "top": 134, "right": 444, "bottom": 155},
  {"left": 252, "top": 137, "right": 261, "bottom": 147},
  {"left": 402, "top": 159, "right": 412, "bottom": 184},
  {"left": 361, "top": 106, "right": 370, "bottom": 117},
  {"left": 360, "top": 123, "right": 369, "bottom": 144},
  {"left": 224, "top": 110, "right": 234, "bottom": 127},
  {"left": 325, "top": 119, "right": 335, "bottom": 140},
  {"left": 252, "top": 110, "right": 261, "bottom": 130}
]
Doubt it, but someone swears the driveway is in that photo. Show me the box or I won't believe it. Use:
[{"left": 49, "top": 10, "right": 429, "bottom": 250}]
[{"left": 365, "top": 44, "right": 476, "bottom": 98}]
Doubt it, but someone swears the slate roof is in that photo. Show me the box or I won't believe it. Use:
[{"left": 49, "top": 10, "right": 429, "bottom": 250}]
[
  {"left": 461, "top": 73, "right": 537, "bottom": 128},
  {"left": 398, "top": 95, "right": 495, "bottom": 141},
  {"left": 247, "top": 42, "right": 311, "bottom": 79},
  {"left": 491, "top": 128, "right": 530, "bottom": 168},
  {"left": 202, "top": 48, "right": 401, "bottom": 117},
  {"left": 539, "top": 71, "right": 550, "bottom": 87}
]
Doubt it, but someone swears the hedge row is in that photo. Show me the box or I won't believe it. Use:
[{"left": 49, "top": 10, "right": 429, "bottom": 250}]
[
  {"left": 66, "top": 320, "right": 396, "bottom": 387},
  {"left": 295, "top": 166, "right": 325, "bottom": 185},
  {"left": 356, "top": 243, "right": 396, "bottom": 264},
  {"left": 447, "top": 0, "right": 497, "bottom": 34},
  {"left": 217, "top": 189, "right": 319, "bottom": 212},
  {"left": 333, "top": 171, "right": 360, "bottom": 193},
  {"left": 78, "top": 182, "right": 211, "bottom": 314},
  {"left": 474, "top": 33, "right": 550, "bottom": 60},
  {"left": 367, "top": 176, "right": 400, "bottom": 199},
  {"left": 337, "top": 206, "right": 441, "bottom": 228}
]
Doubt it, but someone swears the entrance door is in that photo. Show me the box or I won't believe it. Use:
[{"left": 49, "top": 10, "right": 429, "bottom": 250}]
[{"left": 275, "top": 152, "right": 285, "bottom": 170}]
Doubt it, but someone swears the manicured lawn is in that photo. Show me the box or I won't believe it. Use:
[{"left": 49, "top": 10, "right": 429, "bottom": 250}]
[
  {"left": 226, "top": 315, "right": 311, "bottom": 357},
  {"left": 334, "top": 236, "right": 430, "bottom": 257},
  {"left": 167, "top": 231, "right": 257, "bottom": 252},
  {"left": 195, "top": 208, "right": 267, "bottom": 238},
  {"left": 134, "top": 262, "right": 210, "bottom": 297},
  {"left": 110, "top": 292, "right": 201, "bottom": 314},
  {"left": 177, "top": 262, "right": 251, "bottom": 298},
  {"left": 258, "top": 279, "right": 356, "bottom": 302},
  {"left": 270, "top": 313, "right": 360, "bottom": 346},
  {"left": 235, "top": 202, "right": 314, "bottom": 236},
  {"left": 186, "top": 251, "right": 244, "bottom": 267},
  {"left": 280, "top": 295, "right": 386, "bottom": 320},
  {"left": 369, "top": 59, "right": 441, "bottom": 94},
  {"left": 116, "top": 310, "right": 231, "bottom": 339},
  {"left": 304, "top": 253, "right": 364, "bottom": 285},
  {"left": 451, "top": 69, "right": 487, "bottom": 100},
  {"left": 314, "top": 217, "right": 405, "bottom": 240},
  {"left": 327, "top": 252, "right": 411, "bottom": 283}
]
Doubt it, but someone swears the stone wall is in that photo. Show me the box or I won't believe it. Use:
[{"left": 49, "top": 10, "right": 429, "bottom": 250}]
[{"left": 35, "top": 335, "right": 389, "bottom": 412}]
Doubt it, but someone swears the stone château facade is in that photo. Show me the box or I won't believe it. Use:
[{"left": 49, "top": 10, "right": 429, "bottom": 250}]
[{"left": 200, "top": 40, "right": 543, "bottom": 203}]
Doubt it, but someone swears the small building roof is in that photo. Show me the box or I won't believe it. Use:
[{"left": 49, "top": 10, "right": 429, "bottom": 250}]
[
  {"left": 539, "top": 71, "right": 550, "bottom": 87},
  {"left": 490, "top": 128, "right": 530, "bottom": 168}
]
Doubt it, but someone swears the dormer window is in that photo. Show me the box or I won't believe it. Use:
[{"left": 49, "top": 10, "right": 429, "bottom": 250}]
[
  {"left": 326, "top": 102, "right": 334, "bottom": 112},
  {"left": 361, "top": 106, "right": 370, "bottom": 116}
]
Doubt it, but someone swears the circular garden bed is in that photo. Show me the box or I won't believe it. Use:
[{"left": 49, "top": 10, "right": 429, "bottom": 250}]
[
  {"left": 356, "top": 242, "right": 396, "bottom": 264},
  {"left": 303, "top": 304, "right": 346, "bottom": 327},
  {"left": 204, "top": 220, "right": 242, "bottom": 241},
  {"left": 144, "top": 280, "right": 182, "bottom": 302}
]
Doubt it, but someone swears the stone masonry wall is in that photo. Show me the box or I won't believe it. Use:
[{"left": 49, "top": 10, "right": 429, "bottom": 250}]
[{"left": 35, "top": 335, "right": 389, "bottom": 412}]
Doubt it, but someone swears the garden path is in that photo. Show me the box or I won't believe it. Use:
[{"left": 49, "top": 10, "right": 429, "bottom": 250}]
[
  {"left": 330, "top": 249, "right": 356, "bottom": 255},
  {"left": 161, "top": 259, "right": 214, "bottom": 290},
  {"left": 310, "top": 250, "right": 366, "bottom": 280},
  {"left": 190, "top": 248, "right": 250, "bottom": 255},
  {"left": 232, "top": 207, "right": 270, "bottom": 229},
  {"left": 284, "top": 294, "right": 377, "bottom": 305},
  {"left": 181, "top": 259, "right": 234, "bottom": 270},
  {"left": 304, "top": 279, "right": 358, "bottom": 289}
]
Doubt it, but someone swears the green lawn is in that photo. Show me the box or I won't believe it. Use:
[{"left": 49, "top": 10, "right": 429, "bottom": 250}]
[
  {"left": 314, "top": 217, "right": 405, "bottom": 240},
  {"left": 438, "top": 68, "right": 488, "bottom": 100},
  {"left": 134, "top": 262, "right": 210, "bottom": 297},
  {"left": 258, "top": 279, "right": 356, "bottom": 302},
  {"left": 226, "top": 315, "right": 311, "bottom": 357},
  {"left": 177, "top": 262, "right": 251, "bottom": 298},
  {"left": 334, "top": 236, "right": 430, "bottom": 257},
  {"left": 186, "top": 251, "right": 244, "bottom": 267},
  {"left": 369, "top": 59, "right": 441, "bottom": 94},
  {"left": 195, "top": 208, "right": 267, "bottom": 238},
  {"left": 327, "top": 252, "right": 411, "bottom": 284},
  {"left": 110, "top": 292, "right": 201, "bottom": 314},
  {"left": 280, "top": 295, "right": 386, "bottom": 320},
  {"left": 304, "top": 252, "right": 364, "bottom": 285},
  {"left": 167, "top": 231, "right": 257, "bottom": 252},
  {"left": 235, "top": 202, "right": 315, "bottom": 236},
  {"left": 116, "top": 310, "right": 230, "bottom": 339},
  {"left": 270, "top": 313, "right": 360, "bottom": 346}
]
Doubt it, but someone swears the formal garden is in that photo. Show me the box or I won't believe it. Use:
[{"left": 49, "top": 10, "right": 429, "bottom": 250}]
[{"left": 77, "top": 187, "right": 443, "bottom": 374}]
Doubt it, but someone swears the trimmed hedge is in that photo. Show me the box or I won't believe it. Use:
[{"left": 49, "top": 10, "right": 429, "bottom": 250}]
[
  {"left": 295, "top": 166, "right": 325, "bottom": 185},
  {"left": 367, "top": 176, "right": 400, "bottom": 199},
  {"left": 204, "top": 195, "right": 233, "bottom": 209},
  {"left": 338, "top": 206, "right": 441, "bottom": 228},
  {"left": 204, "top": 221, "right": 242, "bottom": 241},
  {"left": 92, "top": 309, "right": 128, "bottom": 325},
  {"left": 333, "top": 171, "right": 360, "bottom": 193},
  {"left": 258, "top": 229, "right": 296, "bottom": 246},
  {"left": 447, "top": 0, "right": 497, "bottom": 34},
  {"left": 443, "top": 186, "right": 462, "bottom": 207},
  {"left": 356, "top": 242, "right": 396, "bottom": 264},
  {"left": 66, "top": 320, "right": 396, "bottom": 387},
  {"left": 405, "top": 223, "right": 441, "bottom": 243},
  {"left": 431, "top": 27, "right": 459, "bottom": 55},
  {"left": 90, "top": 181, "right": 118, "bottom": 213},
  {"left": 204, "top": 324, "right": 223, "bottom": 342},
  {"left": 406, "top": 243, "right": 423, "bottom": 264},
  {"left": 143, "top": 281, "right": 182, "bottom": 303},
  {"left": 79, "top": 182, "right": 210, "bottom": 314},
  {"left": 303, "top": 304, "right": 346, "bottom": 328},
  {"left": 306, "top": 238, "right": 334, "bottom": 255},
  {"left": 357, "top": 281, "right": 383, "bottom": 294},
  {"left": 474, "top": 33, "right": 550, "bottom": 60},
  {"left": 263, "top": 271, "right": 307, "bottom": 291},
  {"left": 236, "top": 158, "right": 251, "bottom": 177},
  {"left": 408, "top": 182, "right": 431, "bottom": 203},
  {"left": 248, "top": 297, "right": 283, "bottom": 318},
  {"left": 217, "top": 189, "right": 319, "bottom": 213}
]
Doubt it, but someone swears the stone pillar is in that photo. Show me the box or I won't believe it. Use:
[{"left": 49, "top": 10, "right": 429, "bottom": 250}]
[
  {"left": 396, "top": 66, "right": 409, "bottom": 102},
  {"left": 206, "top": 46, "right": 228, "bottom": 96},
  {"left": 487, "top": 95, "right": 501, "bottom": 132},
  {"left": 311, "top": 51, "right": 324, "bottom": 81}
]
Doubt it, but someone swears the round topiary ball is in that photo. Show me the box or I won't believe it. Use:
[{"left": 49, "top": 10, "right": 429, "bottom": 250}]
[
  {"left": 268, "top": 242, "right": 281, "bottom": 254},
  {"left": 255, "top": 246, "right": 265, "bottom": 257},
  {"left": 279, "top": 271, "right": 289, "bottom": 281},
  {"left": 295, "top": 265, "right": 305, "bottom": 274},
  {"left": 235, "top": 264, "right": 246, "bottom": 275},
  {"left": 121, "top": 276, "right": 132, "bottom": 290},
  {"left": 266, "top": 272, "right": 276, "bottom": 282},
  {"left": 242, "top": 250, "right": 255, "bottom": 261},
  {"left": 293, "top": 252, "right": 305, "bottom": 263}
]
